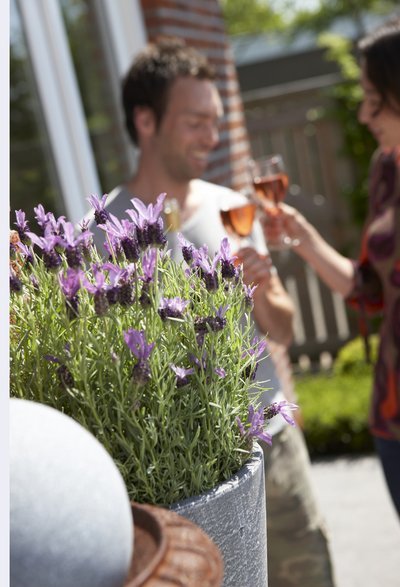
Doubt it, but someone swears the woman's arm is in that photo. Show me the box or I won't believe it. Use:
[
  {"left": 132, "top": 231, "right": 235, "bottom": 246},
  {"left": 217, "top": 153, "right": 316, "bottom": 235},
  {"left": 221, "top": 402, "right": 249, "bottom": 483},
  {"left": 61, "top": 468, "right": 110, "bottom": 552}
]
[{"left": 263, "top": 203, "right": 355, "bottom": 298}]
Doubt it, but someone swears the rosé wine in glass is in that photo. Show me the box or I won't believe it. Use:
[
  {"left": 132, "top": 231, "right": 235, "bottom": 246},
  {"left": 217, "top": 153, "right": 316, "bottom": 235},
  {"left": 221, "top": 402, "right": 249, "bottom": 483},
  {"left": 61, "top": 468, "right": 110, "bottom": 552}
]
[{"left": 250, "top": 154, "right": 297, "bottom": 250}]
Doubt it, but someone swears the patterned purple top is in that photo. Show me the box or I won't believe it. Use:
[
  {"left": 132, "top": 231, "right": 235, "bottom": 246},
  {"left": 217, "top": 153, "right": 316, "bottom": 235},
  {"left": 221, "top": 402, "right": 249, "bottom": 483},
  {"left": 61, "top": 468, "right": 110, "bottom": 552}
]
[{"left": 347, "top": 147, "right": 400, "bottom": 440}]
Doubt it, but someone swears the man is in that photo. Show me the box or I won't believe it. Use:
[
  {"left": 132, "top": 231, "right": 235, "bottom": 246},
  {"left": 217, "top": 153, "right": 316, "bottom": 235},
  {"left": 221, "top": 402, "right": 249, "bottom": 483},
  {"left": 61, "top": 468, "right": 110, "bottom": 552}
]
[{"left": 88, "top": 38, "right": 336, "bottom": 587}]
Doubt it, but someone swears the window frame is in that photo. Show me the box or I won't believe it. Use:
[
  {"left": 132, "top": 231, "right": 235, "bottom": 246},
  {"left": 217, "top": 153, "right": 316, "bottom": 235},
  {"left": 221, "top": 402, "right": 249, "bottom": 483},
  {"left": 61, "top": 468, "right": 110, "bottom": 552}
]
[{"left": 15, "top": 0, "right": 146, "bottom": 224}]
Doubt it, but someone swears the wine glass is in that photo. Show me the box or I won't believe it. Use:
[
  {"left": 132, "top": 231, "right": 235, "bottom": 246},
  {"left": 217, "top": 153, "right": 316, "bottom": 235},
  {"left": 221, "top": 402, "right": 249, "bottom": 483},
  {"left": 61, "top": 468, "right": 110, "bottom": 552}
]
[
  {"left": 249, "top": 154, "right": 298, "bottom": 250},
  {"left": 219, "top": 193, "right": 257, "bottom": 254}
]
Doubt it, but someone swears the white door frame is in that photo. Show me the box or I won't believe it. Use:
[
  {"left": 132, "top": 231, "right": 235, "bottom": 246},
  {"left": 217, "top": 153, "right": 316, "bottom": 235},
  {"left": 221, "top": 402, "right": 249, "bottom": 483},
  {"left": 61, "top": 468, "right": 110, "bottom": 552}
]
[{"left": 15, "top": 0, "right": 146, "bottom": 224}]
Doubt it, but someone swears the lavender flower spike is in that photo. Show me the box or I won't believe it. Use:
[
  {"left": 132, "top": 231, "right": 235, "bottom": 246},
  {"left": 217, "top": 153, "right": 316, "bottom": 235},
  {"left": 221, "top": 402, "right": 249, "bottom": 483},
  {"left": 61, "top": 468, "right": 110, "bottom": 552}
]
[
  {"left": 141, "top": 248, "right": 158, "bottom": 282},
  {"left": 33, "top": 204, "right": 65, "bottom": 235},
  {"left": 170, "top": 364, "right": 195, "bottom": 387},
  {"left": 58, "top": 220, "right": 89, "bottom": 268},
  {"left": 59, "top": 268, "right": 82, "bottom": 319},
  {"left": 158, "top": 297, "right": 190, "bottom": 320},
  {"left": 34, "top": 204, "right": 51, "bottom": 229},
  {"left": 177, "top": 233, "right": 195, "bottom": 264},
  {"left": 192, "top": 245, "right": 219, "bottom": 291},
  {"left": 126, "top": 193, "right": 167, "bottom": 248},
  {"left": 14, "top": 210, "right": 30, "bottom": 242},
  {"left": 264, "top": 401, "right": 298, "bottom": 427},
  {"left": 87, "top": 193, "right": 110, "bottom": 225},
  {"left": 236, "top": 405, "right": 273, "bottom": 446},
  {"left": 129, "top": 192, "right": 166, "bottom": 227},
  {"left": 10, "top": 267, "right": 23, "bottom": 293},
  {"left": 27, "top": 232, "right": 62, "bottom": 271},
  {"left": 124, "top": 329, "right": 155, "bottom": 385},
  {"left": 82, "top": 266, "right": 109, "bottom": 316},
  {"left": 124, "top": 329, "right": 155, "bottom": 361},
  {"left": 216, "top": 237, "right": 238, "bottom": 279},
  {"left": 59, "top": 268, "right": 82, "bottom": 299},
  {"left": 99, "top": 213, "right": 139, "bottom": 262},
  {"left": 214, "top": 367, "right": 226, "bottom": 378},
  {"left": 243, "top": 283, "right": 258, "bottom": 308},
  {"left": 15, "top": 241, "right": 34, "bottom": 265}
]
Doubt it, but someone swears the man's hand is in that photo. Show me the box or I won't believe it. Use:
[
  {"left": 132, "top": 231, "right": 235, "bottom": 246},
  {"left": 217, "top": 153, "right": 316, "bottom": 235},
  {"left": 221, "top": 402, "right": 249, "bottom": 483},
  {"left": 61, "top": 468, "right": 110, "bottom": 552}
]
[
  {"left": 236, "top": 246, "right": 294, "bottom": 347},
  {"left": 236, "top": 246, "right": 275, "bottom": 288}
]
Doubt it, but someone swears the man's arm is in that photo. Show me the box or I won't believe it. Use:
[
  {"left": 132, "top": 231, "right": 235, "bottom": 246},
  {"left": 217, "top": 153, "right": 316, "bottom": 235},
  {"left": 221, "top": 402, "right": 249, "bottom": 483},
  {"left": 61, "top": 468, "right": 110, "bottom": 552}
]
[{"left": 238, "top": 247, "right": 294, "bottom": 347}]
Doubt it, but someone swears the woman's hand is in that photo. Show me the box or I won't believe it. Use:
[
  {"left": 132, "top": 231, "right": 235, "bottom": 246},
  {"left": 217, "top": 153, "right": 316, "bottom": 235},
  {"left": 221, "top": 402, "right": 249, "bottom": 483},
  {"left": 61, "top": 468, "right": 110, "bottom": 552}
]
[
  {"left": 260, "top": 202, "right": 311, "bottom": 249},
  {"left": 236, "top": 246, "right": 274, "bottom": 287}
]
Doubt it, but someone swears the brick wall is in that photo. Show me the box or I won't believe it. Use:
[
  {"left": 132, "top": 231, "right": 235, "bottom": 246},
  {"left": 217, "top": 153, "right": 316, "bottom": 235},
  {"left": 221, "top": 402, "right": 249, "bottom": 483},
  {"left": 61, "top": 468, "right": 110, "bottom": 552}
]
[{"left": 140, "top": 0, "right": 251, "bottom": 192}]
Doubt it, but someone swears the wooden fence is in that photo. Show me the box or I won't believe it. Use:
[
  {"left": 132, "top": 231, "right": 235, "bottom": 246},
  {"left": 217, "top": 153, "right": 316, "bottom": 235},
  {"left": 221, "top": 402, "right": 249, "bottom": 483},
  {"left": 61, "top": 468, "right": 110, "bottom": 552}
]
[{"left": 243, "top": 90, "right": 360, "bottom": 368}]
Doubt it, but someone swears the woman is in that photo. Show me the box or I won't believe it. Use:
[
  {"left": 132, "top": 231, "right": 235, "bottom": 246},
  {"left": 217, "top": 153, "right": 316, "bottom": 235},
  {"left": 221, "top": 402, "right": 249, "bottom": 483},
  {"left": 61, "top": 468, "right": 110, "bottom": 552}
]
[{"left": 265, "top": 17, "right": 400, "bottom": 516}]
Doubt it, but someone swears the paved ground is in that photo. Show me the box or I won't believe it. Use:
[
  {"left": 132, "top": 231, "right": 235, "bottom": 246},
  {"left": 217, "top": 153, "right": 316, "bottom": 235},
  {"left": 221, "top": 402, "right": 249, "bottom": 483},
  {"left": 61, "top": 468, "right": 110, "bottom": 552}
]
[{"left": 310, "top": 454, "right": 400, "bottom": 587}]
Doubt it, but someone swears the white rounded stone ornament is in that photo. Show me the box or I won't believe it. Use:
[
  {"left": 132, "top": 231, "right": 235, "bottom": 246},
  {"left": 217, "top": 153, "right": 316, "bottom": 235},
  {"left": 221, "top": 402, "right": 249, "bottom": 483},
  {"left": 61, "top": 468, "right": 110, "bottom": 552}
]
[{"left": 10, "top": 398, "right": 133, "bottom": 587}]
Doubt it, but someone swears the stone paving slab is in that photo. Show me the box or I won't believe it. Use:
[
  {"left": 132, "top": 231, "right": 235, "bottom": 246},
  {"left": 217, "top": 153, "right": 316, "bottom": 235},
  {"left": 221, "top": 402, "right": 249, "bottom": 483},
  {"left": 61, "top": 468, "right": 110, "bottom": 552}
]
[{"left": 310, "top": 455, "right": 400, "bottom": 587}]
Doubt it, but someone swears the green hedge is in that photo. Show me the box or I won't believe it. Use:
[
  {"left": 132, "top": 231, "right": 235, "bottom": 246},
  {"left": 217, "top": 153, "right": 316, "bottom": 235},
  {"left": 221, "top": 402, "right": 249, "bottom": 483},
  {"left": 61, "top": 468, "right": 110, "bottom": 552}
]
[{"left": 294, "top": 336, "right": 378, "bottom": 457}]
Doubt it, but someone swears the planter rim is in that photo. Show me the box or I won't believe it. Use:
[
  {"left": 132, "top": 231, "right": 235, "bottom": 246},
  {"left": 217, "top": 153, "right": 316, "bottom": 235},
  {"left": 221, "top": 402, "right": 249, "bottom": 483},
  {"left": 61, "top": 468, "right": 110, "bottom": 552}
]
[{"left": 171, "top": 442, "right": 263, "bottom": 511}]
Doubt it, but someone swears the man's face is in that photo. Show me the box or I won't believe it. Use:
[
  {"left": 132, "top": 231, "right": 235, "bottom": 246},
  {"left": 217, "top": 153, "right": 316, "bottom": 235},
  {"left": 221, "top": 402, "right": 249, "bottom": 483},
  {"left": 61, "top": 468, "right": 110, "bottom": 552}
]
[{"left": 152, "top": 77, "right": 223, "bottom": 182}]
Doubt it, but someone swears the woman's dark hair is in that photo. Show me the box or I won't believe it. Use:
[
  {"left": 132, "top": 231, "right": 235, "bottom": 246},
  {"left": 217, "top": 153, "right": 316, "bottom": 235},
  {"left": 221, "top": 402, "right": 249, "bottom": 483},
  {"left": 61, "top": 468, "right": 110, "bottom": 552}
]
[
  {"left": 358, "top": 16, "right": 400, "bottom": 111},
  {"left": 122, "top": 38, "right": 215, "bottom": 146}
]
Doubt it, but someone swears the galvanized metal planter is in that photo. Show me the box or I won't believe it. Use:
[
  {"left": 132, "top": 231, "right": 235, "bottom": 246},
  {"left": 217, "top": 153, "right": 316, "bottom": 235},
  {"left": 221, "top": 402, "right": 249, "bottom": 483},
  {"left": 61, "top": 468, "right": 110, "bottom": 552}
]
[{"left": 170, "top": 444, "right": 267, "bottom": 587}]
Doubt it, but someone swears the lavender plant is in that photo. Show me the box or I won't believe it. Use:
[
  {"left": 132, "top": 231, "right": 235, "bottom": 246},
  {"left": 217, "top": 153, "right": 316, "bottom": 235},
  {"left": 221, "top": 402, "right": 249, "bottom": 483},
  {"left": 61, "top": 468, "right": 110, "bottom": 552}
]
[{"left": 10, "top": 194, "right": 296, "bottom": 506}]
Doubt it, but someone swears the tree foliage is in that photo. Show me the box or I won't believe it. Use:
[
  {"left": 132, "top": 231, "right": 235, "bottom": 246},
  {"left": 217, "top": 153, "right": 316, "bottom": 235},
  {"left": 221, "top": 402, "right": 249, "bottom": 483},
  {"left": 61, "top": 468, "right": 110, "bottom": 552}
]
[
  {"left": 221, "top": 0, "right": 284, "bottom": 35},
  {"left": 317, "top": 33, "right": 376, "bottom": 225},
  {"left": 293, "top": 0, "right": 398, "bottom": 34}
]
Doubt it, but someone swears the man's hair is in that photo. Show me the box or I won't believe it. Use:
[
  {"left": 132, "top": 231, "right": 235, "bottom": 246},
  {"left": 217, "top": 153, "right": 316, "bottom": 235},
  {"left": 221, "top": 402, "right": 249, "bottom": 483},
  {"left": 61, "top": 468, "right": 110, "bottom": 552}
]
[
  {"left": 358, "top": 16, "right": 400, "bottom": 111},
  {"left": 122, "top": 37, "right": 216, "bottom": 146}
]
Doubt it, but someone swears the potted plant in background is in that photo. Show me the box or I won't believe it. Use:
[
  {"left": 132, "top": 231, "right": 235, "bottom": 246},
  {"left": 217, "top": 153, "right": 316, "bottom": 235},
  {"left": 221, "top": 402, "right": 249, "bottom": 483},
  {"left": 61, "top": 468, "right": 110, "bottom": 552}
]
[{"left": 10, "top": 194, "right": 297, "bottom": 586}]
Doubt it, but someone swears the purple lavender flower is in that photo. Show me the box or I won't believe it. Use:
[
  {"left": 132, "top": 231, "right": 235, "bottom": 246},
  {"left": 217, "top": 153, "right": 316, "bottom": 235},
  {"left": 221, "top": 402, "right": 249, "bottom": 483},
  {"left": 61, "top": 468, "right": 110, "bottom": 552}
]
[
  {"left": 216, "top": 237, "right": 238, "bottom": 279},
  {"left": 242, "top": 336, "right": 268, "bottom": 380},
  {"left": 100, "top": 214, "right": 139, "bottom": 262},
  {"left": 14, "top": 210, "right": 30, "bottom": 243},
  {"left": 33, "top": 205, "right": 65, "bottom": 236},
  {"left": 124, "top": 329, "right": 155, "bottom": 385},
  {"left": 44, "top": 355, "right": 74, "bottom": 388},
  {"left": 57, "top": 364, "right": 75, "bottom": 387},
  {"left": 82, "top": 266, "right": 109, "bottom": 316},
  {"left": 87, "top": 193, "right": 111, "bottom": 225},
  {"left": 77, "top": 219, "right": 94, "bottom": 256},
  {"left": 126, "top": 193, "right": 167, "bottom": 249},
  {"left": 30, "top": 274, "right": 39, "bottom": 290},
  {"left": 59, "top": 268, "right": 82, "bottom": 319},
  {"left": 194, "top": 317, "right": 211, "bottom": 336},
  {"left": 177, "top": 233, "right": 195, "bottom": 264},
  {"left": 58, "top": 221, "right": 90, "bottom": 268},
  {"left": 141, "top": 248, "right": 158, "bottom": 283},
  {"left": 15, "top": 241, "right": 34, "bottom": 265},
  {"left": 103, "top": 262, "right": 135, "bottom": 306},
  {"left": 187, "top": 351, "right": 225, "bottom": 380},
  {"left": 59, "top": 268, "right": 82, "bottom": 298},
  {"left": 264, "top": 401, "right": 299, "bottom": 426},
  {"left": 243, "top": 283, "right": 258, "bottom": 309},
  {"left": 250, "top": 336, "right": 268, "bottom": 358},
  {"left": 27, "top": 232, "right": 62, "bottom": 271},
  {"left": 192, "top": 245, "right": 219, "bottom": 291},
  {"left": 236, "top": 405, "right": 273, "bottom": 446},
  {"left": 194, "top": 305, "right": 229, "bottom": 335},
  {"left": 189, "top": 352, "right": 207, "bottom": 371},
  {"left": 158, "top": 297, "right": 190, "bottom": 320},
  {"left": 170, "top": 364, "right": 195, "bottom": 387},
  {"left": 212, "top": 305, "right": 229, "bottom": 331},
  {"left": 34, "top": 205, "right": 50, "bottom": 230},
  {"left": 124, "top": 329, "right": 155, "bottom": 360},
  {"left": 214, "top": 367, "right": 226, "bottom": 378},
  {"left": 10, "top": 267, "right": 22, "bottom": 293}
]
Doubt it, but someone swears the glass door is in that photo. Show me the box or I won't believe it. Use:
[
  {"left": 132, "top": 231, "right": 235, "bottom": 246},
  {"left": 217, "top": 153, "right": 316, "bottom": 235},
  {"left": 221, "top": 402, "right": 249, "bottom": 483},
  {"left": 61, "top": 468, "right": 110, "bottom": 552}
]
[{"left": 10, "top": 0, "right": 65, "bottom": 229}]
